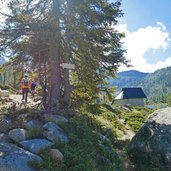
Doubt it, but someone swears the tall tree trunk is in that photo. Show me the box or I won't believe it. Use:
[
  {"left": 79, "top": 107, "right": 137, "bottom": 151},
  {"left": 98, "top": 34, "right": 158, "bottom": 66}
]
[
  {"left": 47, "top": 0, "right": 61, "bottom": 113},
  {"left": 3, "top": 71, "right": 6, "bottom": 85},
  {"left": 42, "top": 60, "right": 48, "bottom": 109},
  {"left": 63, "top": 69, "right": 70, "bottom": 105},
  {"left": 47, "top": 45, "right": 61, "bottom": 112},
  {"left": 61, "top": 0, "right": 74, "bottom": 108}
]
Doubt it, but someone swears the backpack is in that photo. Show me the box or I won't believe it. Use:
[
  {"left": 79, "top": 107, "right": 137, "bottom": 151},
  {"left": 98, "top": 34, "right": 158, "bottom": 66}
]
[
  {"left": 23, "top": 80, "right": 29, "bottom": 86},
  {"left": 30, "top": 82, "right": 36, "bottom": 90}
]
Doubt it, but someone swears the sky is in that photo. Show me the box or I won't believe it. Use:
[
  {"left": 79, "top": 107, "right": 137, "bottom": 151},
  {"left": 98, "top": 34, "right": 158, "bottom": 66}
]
[{"left": 111, "top": 0, "right": 171, "bottom": 73}]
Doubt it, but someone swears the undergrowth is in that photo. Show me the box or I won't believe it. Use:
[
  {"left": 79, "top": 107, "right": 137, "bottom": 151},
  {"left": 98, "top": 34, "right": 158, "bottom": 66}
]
[
  {"left": 38, "top": 104, "right": 154, "bottom": 170},
  {"left": 40, "top": 109, "right": 126, "bottom": 171}
]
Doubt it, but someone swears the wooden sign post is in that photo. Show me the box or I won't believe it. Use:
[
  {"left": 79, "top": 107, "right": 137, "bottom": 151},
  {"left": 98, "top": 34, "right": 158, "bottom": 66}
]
[
  {"left": 60, "top": 63, "right": 75, "bottom": 106},
  {"left": 60, "top": 63, "right": 75, "bottom": 70}
]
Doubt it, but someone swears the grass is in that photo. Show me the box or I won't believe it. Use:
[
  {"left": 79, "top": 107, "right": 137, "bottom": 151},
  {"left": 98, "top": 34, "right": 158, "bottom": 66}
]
[
  {"left": 27, "top": 127, "right": 42, "bottom": 139},
  {"left": 109, "top": 105, "right": 154, "bottom": 132},
  {"left": 0, "top": 102, "right": 155, "bottom": 171},
  {"left": 40, "top": 110, "right": 126, "bottom": 171},
  {"left": 40, "top": 104, "right": 153, "bottom": 171}
]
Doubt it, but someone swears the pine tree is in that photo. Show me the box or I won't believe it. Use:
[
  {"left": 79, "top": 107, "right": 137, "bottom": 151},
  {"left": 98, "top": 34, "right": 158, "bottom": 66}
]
[{"left": 0, "top": 0, "right": 127, "bottom": 112}]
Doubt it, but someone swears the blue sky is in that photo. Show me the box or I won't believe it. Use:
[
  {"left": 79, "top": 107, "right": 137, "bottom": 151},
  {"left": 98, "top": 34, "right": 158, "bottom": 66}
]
[
  {"left": 111, "top": 0, "right": 171, "bottom": 72},
  {"left": 120, "top": 0, "right": 171, "bottom": 31}
]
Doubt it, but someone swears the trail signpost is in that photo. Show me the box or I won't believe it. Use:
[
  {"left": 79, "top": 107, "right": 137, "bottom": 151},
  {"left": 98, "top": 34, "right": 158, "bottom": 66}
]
[
  {"left": 59, "top": 63, "right": 75, "bottom": 106},
  {"left": 60, "top": 63, "right": 75, "bottom": 70}
]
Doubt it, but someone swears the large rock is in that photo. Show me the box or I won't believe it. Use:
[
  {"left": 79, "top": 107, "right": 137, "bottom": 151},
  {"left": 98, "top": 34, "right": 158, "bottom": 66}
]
[
  {"left": 0, "top": 133, "right": 11, "bottom": 143},
  {"left": 0, "top": 90, "right": 9, "bottom": 97},
  {"left": 17, "top": 113, "right": 43, "bottom": 123},
  {"left": 48, "top": 149, "right": 64, "bottom": 161},
  {"left": 8, "top": 128, "right": 27, "bottom": 142},
  {"left": 128, "top": 108, "right": 171, "bottom": 170},
  {"left": 0, "top": 118, "right": 13, "bottom": 133},
  {"left": 42, "top": 122, "right": 68, "bottom": 143},
  {"left": 0, "top": 142, "right": 42, "bottom": 171},
  {"left": 24, "top": 120, "right": 43, "bottom": 130},
  {"left": 20, "top": 139, "right": 54, "bottom": 154}
]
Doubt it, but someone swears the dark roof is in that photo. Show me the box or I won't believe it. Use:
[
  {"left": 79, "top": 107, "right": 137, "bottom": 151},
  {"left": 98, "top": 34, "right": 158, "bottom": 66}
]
[{"left": 121, "top": 88, "right": 147, "bottom": 99}]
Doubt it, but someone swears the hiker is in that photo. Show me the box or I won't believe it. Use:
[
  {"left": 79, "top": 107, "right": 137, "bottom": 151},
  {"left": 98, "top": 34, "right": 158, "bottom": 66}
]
[
  {"left": 30, "top": 80, "right": 37, "bottom": 97},
  {"left": 21, "top": 74, "right": 30, "bottom": 102}
]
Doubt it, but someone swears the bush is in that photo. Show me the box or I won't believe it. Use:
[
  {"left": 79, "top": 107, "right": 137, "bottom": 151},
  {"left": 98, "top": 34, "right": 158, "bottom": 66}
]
[
  {"left": 86, "top": 104, "right": 103, "bottom": 115},
  {"left": 167, "top": 94, "right": 171, "bottom": 106},
  {"left": 0, "top": 84, "right": 17, "bottom": 93},
  {"left": 40, "top": 112, "right": 125, "bottom": 171},
  {"left": 27, "top": 127, "right": 42, "bottom": 139}
]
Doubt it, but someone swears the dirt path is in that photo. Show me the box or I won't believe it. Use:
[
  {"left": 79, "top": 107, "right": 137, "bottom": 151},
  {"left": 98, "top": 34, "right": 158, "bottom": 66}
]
[
  {"left": 121, "top": 124, "right": 135, "bottom": 140},
  {"left": 4, "top": 94, "right": 42, "bottom": 109},
  {"left": 9, "top": 94, "right": 34, "bottom": 104}
]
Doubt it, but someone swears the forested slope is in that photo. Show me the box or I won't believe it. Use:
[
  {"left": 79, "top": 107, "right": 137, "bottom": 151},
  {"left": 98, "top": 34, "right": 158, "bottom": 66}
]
[{"left": 110, "top": 67, "right": 171, "bottom": 102}]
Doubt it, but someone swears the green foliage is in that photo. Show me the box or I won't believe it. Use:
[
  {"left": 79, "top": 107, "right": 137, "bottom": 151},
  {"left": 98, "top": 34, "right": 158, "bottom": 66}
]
[
  {"left": 114, "top": 106, "right": 153, "bottom": 132},
  {"left": 27, "top": 127, "right": 42, "bottom": 139},
  {"left": 110, "top": 70, "right": 148, "bottom": 88},
  {"left": 0, "top": 102, "right": 155, "bottom": 170},
  {"left": 40, "top": 150, "right": 65, "bottom": 171},
  {"left": 167, "top": 93, "right": 171, "bottom": 106},
  {"left": 0, "top": 84, "right": 17, "bottom": 94},
  {"left": 0, "top": 0, "right": 127, "bottom": 110},
  {"left": 86, "top": 104, "right": 103, "bottom": 115},
  {"left": 12, "top": 107, "right": 32, "bottom": 115},
  {"left": 40, "top": 110, "right": 125, "bottom": 171},
  {"left": 40, "top": 104, "right": 153, "bottom": 171}
]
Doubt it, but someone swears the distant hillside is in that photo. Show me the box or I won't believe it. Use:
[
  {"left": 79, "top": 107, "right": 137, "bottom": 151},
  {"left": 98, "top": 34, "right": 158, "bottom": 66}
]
[
  {"left": 139, "top": 67, "right": 171, "bottom": 100},
  {"left": 110, "top": 67, "right": 171, "bottom": 102},
  {"left": 109, "top": 70, "right": 149, "bottom": 88}
]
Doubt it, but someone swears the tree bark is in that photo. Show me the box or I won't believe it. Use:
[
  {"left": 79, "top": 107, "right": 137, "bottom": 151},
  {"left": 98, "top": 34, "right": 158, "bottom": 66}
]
[
  {"left": 63, "top": 68, "right": 70, "bottom": 105},
  {"left": 47, "top": 45, "right": 61, "bottom": 112},
  {"left": 47, "top": 0, "right": 62, "bottom": 113},
  {"left": 42, "top": 60, "right": 48, "bottom": 109}
]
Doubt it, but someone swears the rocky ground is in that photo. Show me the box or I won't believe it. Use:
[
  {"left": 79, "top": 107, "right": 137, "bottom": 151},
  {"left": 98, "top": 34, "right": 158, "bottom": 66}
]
[
  {"left": 0, "top": 110, "right": 69, "bottom": 171},
  {"left": 0, "top": 96, "right": 169, "bottom": 171},
  {"left": 0, "top": 94, "right": 42, "bottom": 114}
]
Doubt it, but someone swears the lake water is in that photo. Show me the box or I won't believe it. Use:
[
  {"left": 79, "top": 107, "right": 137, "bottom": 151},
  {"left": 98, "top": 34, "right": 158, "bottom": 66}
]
[{"left": 145, "top": 104, "right": 168, "bottom": 109}]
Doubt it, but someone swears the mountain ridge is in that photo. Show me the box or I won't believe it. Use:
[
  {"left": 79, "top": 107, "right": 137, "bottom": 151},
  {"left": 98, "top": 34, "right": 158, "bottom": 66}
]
[
  {"left": 110, "top": 67, "right": 171, "bottom": 101},
  {"left": 109, "top": 70, "right": 149, "bottom": 89}
]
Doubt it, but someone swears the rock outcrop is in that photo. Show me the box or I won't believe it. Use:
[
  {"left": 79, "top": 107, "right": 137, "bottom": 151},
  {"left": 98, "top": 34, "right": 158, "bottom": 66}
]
[
  {"left": 42, "top": 122, "right": 68, "bottom": 143},
  {"left": 0, "top": 118, "right": 13, "bottom": 133},
  {"left": 0, "top": 133, "right": 11, "bottom": 143},
  {"left": 20, "top": 139, "right": 54, "bottom": 154},
  {"left": 8, "top": 128, "right": 27, "bottom": 142},
  {"left": 48, "top": 149, "right": 64, "bottom": 161},
  {"left": 0, "top": 143, "right": 42, "bottom": 171},
  {"left": 128, "top": 107, "right": 171, "bottom": 171},
  {"left": 24, "top": 120, "right": 43, "bottom": 130},
  {"left": 0, "top": 112, "right": 68, "bottom": 170}
]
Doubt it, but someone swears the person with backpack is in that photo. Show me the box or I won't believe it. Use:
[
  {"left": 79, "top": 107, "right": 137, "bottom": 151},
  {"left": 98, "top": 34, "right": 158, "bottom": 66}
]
[
  {"left": 30, "top": 80, "right": 37, "bottom": 97},
  {"left": 21, "top": 74, "right": 30, "bottom": 102}
]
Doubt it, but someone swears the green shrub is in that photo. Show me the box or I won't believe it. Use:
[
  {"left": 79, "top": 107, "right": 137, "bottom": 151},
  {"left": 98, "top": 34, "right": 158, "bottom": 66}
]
[
  {"left": 40, "top": 112, "right": 125, "bottom": 171},
  {"left": 27, "top": 127, "right": 42, "bottom": 139},
  {"left": 0, "top": 84, "right": 17, "bottom": 93},
  {"left": 167, "top": 94, "right": 171, "bottom": 106},
  {"left": 86, "top": 104, "right": 103, "bottom": 115}
]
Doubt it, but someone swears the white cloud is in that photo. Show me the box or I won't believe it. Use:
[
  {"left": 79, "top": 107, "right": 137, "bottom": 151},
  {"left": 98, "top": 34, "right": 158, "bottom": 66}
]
[
  {"left": 117, "top": 22, "right": 171, "bottom": 73},
  {"left": 157, "top": 21, "right": 166, "bottom": 31}
]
